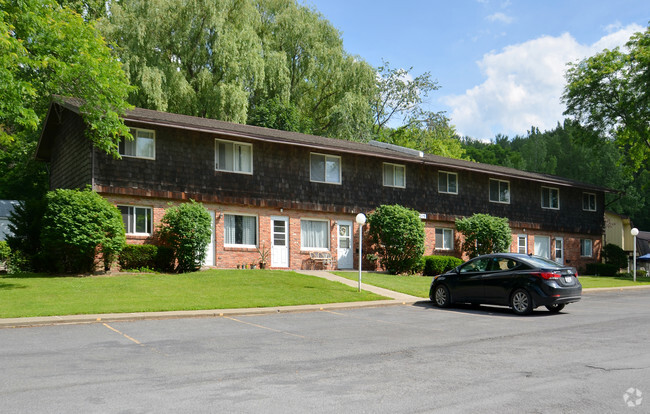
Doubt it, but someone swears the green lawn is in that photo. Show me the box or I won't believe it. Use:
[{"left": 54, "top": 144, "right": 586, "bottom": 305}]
[
  {"left": 333, "top": 271, "right": 650, "bottom": 297},
  {"left": 0, "top": 270, "right": 386, "bottom": 318},
  {"left": 333, "top": 271, "right": 431, "bottom": 298}
]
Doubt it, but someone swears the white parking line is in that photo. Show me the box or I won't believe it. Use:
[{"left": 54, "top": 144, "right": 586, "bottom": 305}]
[{"left": 224, "top": 316, "right": 306, "bottom": 339}]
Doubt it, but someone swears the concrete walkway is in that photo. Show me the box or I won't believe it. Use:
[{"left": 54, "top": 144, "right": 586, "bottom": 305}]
[
  {"left": 297, "top": 270, "right": 423, "bottom": 302},
  {"left": 0, "top": 270, "right": 426, "bottom": 329}
]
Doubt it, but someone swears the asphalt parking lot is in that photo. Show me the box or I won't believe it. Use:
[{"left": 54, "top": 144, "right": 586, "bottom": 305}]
[{"left": 1, "top": 290, "right": 648, "bottom": 413}]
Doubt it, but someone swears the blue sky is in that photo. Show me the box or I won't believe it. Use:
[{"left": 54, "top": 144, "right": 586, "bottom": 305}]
[{"left": 301, "top": 0, "right": 649, "bottom": 140}]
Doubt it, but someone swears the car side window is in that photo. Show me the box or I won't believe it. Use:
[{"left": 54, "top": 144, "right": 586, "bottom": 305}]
[
  {"left": 460, "top": 258, "right": 490, "bottom": 273},
  {"left": 491, "top": 258, "right": 519, "bottom": 271}
]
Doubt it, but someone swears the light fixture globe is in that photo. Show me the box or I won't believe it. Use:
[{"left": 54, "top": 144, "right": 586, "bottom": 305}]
[
  {"left": 631, "top": 228, "right": 639, "bottom": 236},
  {"left": 355, "top": 213, "right": 366, "bottom": 225}
]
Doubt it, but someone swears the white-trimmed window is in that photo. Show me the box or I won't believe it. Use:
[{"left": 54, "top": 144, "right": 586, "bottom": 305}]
[
  {"left": 118, "top": 205, "right": 153, "bottom": 235},
  {"left": 119, "top": 128, "right": 155, "bottom": 159},
  {"left": 583, "top": 193, "right": 596, "bottom": 211},
  {"left": 489, "top": 179, "right": 510, "bottom": 203},
  {"left": 435, "top": 228, "right": 454, "bottom": 250},
  {"left": 301, "top": 219, "right": 330, "bottom": 250},
  {"left": 310, "top": 153, "right": 341, "bottom": 184},
  {"left": 541, "top": 186, "right": 560, "bottom": 210},
  {"left": 383, "top": 163, "right": 405, "bottom": 188},
  {"left": 438, "top": 171, "right": 458, "bottom": 194},
  {"left": 580, "top": 239, "right": 593, "bottom": 257},
  {"left": 215, "top": 139, "right": 253, "bottom": 174},
  {"left": 517, "top": 234, "right": 527, "bottom": 254},
  {"left": 224, "top": 214, "right": 257, "bottom": 247}
]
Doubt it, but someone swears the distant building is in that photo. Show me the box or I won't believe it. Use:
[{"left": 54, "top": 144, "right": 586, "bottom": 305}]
[{"left": 0, "top": 200, "right": 19, "bottom": 241}]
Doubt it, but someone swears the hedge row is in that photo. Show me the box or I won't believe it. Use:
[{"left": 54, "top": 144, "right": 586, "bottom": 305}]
[
  {"left": 584, "top": 262, "right": 620, "bottom": 276},
  {"left": 422, "top": 255, "right": 463, "bottom": 276},
  {"left": 118, "top": 244, "right": 175, "bottom": 272}
]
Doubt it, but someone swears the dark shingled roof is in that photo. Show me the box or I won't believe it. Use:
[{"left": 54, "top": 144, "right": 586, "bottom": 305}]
[{"left": 36, "top": 96, "right": 614, "bottom": 193}]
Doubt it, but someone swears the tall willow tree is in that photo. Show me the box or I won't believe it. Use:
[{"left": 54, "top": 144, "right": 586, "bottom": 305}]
[{"left": 102, "top": 0, "right": 376, "bottom": 139}]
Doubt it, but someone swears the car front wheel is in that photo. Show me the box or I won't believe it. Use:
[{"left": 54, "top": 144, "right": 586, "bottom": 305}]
[
  {"left": 433, "top": 285, "right": 451, "bottom": 308},
  {"left": 545, "top": 304, "right": 565, "bottom": 313},
  {"left": 511, "top": 289, "right": 533, "bottom": 315}
]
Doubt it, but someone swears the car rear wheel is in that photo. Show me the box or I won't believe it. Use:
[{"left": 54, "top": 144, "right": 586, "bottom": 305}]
[
  {"left": 545, "top": 304, "right": 565, "bottom": 313},
  {"left": 433, "top": 285, "right": 451, "bottom": 308},
  {"left": 511, "top": 289, "right": 533, "bottom": 315}
]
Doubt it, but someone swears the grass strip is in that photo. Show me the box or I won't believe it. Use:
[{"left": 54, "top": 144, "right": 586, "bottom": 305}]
[{"left": 0, "top": 270, "right": 386, "bottom": 318}]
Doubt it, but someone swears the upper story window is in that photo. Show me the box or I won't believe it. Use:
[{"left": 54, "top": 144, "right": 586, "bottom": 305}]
[
  {"left": 383, "top": 163, "right": 405, "bottom": 188},
  {"left": 583, "top": 192, "right": 596, "bottom": 211},
  {"left": 118, "top": 205, "right": 153, "bottom": 235},
  {"left": 224, "top": 213, "right": 257, "bottom": 247},
  {"left": 435, "top": 228, "right": 454, "bottom": 250},
  {"left": 541, "top": 186, "right": 560, "bottom": 210},
  {"left": 438, "top": 171, "right": 458, "bottom": 194},
  {"left": 215, "top": 139, "right": 253, "bottom": 174},
  {"left": 310, "top": 153, "right": 341, "bottom": 184},
  {"left": 119, "top": 128, "right": 155, "bottom": 159},
  {"left": 489, "top": 179, "right": 510, "bottom": 204}
]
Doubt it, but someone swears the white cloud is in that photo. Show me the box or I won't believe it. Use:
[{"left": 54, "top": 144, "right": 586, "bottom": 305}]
[
  {"left": 486, "top": 12, "right": 513, "bottom": 24},
  {"left": 443, "top": 24, "right": 643, "bottom": 139}
]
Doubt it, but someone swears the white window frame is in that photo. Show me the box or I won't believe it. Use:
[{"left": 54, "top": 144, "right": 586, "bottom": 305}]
[
  {"left": 310, "top": 153, "right": 341, "bottom": 184},
  {"left": 215, "top": 139, "right": 253, "bottom": 175},
  {"left": 300, "top": 218, "right": 330, "bottom": 251},
  {"left": 224, "top": 213, "right": 258, "bottom": 248},
  {"left": 118, "top": 205, "right": 153, "bottom": 235},
  {"left": 383, "top": 163, "right": 406, "bottom": 188},
  {"left": 435, "top": 228, "right": 454, "bottom": 251},
  {"left": 541, "top": 186, "right": 560, "bottom": 210},
  {"left": 580, "top": 239, "right": 593, "bottom": 257},
  {"left": 438, "top": 171, "right": 458, "bottom": 194},
  {"left": 517, "top": 234, "right": 527, "bottom": 254},
  {"left": 582, "top": 192, "right": 597, "bottom": 212},
  {"left": 119, "top": 128, "right": 155, "bottom": 160},
  {"left": 489, "top": 179, "right": 510, "bottom": 204}
]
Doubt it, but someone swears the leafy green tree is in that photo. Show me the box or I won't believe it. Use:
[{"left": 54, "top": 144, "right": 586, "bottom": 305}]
[
  {"left": 455, "top": 214, "right": 511, "bottom": 258},
  {"left": 157, "top": 200, "right": 212, "bottom": 273},
  {"left": 367, "top": 205, "right": 425, "bottom": 274},
  {"left": 563, "top": 25, "right": 650, "bottom": 170},
  {"left": 601, "top": 243, "right": 628, "bottom": 270},
  {"left": 0, "top": 0, "right": 132, "bottom": 200},
  {"left": 40, "top": 189, "right": 126, "bottom": 273}
]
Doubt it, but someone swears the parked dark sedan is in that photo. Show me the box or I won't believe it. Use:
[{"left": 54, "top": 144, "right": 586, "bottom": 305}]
[{"left": 429, "top": 253, "right": 582, "bottom": 315}]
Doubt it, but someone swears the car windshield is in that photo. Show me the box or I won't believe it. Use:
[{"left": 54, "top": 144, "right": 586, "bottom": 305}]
[{"left": 520, "top": 255, "right": 563, "bottom": 269}]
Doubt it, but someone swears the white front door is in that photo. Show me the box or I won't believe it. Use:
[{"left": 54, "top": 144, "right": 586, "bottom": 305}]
[
  {"left": 203, "top": 210, "right": 215, "bottom": 267},
  {"left": 554, "top": 237, "right": 564, "bottom": 265},
  {"left": 337, "top": 221, "right": 353, "bottom": 269},
  {"left": 534, "top": 236, "right": 551, "bottom": 259},
  {"left": 271, "top": 216, "right": 289, "bottom": 268}
]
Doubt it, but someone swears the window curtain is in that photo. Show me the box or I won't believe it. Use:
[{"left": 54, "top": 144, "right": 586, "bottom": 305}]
[
  {"left": 302, "top": 220, "right": 328, "bottom": 249},
  {"left": 242, "top": 216, "right": 256, "bottom": 245},
  {"left": 225, "top": 215, "right": 235, "bottom": 244}
]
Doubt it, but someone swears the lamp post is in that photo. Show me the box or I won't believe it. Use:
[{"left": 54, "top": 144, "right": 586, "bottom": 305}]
[
  {"left": 355, "top": 213, "right": 366, "bottom": 292},
  {"left": 631, "top": 227, "right": 639, "bottom": 282}
]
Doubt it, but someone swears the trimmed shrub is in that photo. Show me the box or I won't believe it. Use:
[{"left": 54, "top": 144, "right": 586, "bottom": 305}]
[
  {"left": 601, "top": 243, "right": 628, "bottom": 270},
  {"left": 6, "top": 198, "right": 47, "bottom": 272},
  {"left": 585, "top": 262, "right": 619, "bottom": 276},
  {"left": 158, "top": 200, "right": 212, "bottom": 273},
  {"left": 118, "top": 244, "right": 158, "bottom": 270},
  {"left": 40, "top": 189, "right": 125, "bottom": 273},
  {"left": 154, "top": 246, "right": 175, "bottom": 273},
  {"left": 367, "top": 204, "right": 425, "bottom": 274},
  {"left": 455, "top": 213, "right": 511, "bottom": 258},
  {"left": 423, "top": 255, "right": 464, "bottom": 276}
]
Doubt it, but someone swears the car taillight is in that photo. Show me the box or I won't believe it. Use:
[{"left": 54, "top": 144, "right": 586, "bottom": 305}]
[{"left": 532, "top": 271, "right": 561, "bottom": 280}]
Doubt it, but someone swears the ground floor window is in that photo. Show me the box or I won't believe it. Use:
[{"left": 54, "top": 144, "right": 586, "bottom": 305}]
[
  {"left": 580, "top": 239, "right": 593, "bottom": 257},
  {"left": 118, "top": 205, "right": 152, "bottom": 235},
  {"left": 225, "top": 214, "right": 257, "bottom": 247},
  {"left": 534, "top": 236, "right": 551, "bottom": 259},
  {"left": 301, "top": 219, "right": 329, "bottom": 250},
  {"left": 435, "top": 228, "right": 453, "bottom": 250}
]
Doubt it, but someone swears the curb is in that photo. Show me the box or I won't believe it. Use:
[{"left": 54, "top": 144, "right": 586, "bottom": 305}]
[
  {"left": 0, "top": 299, "right": 427, "bottom": 329},
  {"left": 582, "top": 285, "right": 650, "bottom": 293}
]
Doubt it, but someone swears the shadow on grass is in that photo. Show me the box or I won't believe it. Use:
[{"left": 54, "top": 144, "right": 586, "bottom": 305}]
[
  {"left": 414, "top": 300, "right": 561, "bottom": 318},
  {"left": 0, "top": 281, "right": 27, "bottom": 290}
]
